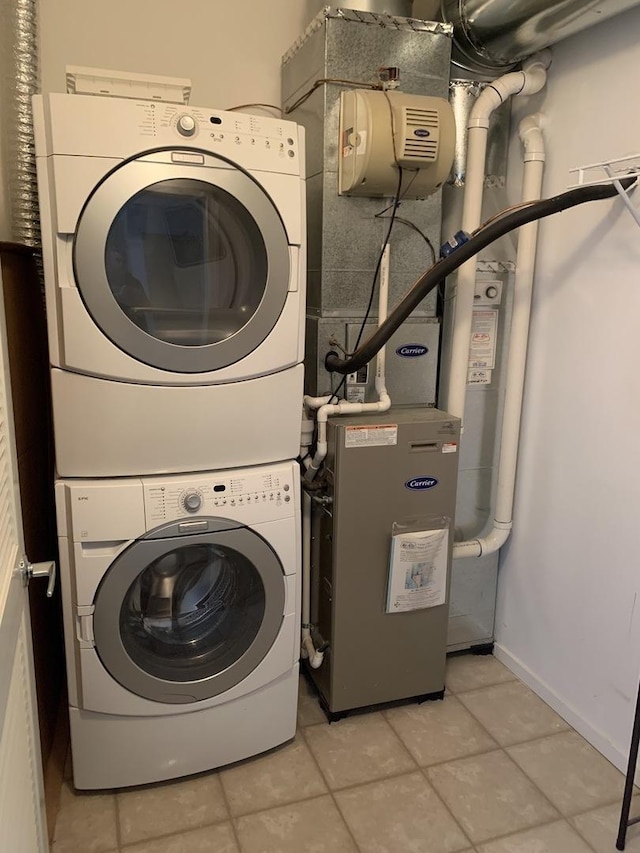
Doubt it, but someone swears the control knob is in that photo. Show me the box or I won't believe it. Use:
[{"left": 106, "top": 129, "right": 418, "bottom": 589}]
[
  {"left": 176, "top": 114, "right": 197, "bottom": 137},
  {"left": 183, "top": 492, "right": 202, "bottom": 513}
]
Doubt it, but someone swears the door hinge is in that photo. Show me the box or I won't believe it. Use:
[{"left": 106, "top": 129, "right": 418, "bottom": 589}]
[{"left": 20, "top": 556, "right": 56, "bottom": 598}]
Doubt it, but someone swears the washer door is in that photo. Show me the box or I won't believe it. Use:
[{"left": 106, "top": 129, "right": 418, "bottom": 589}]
[
  {"left": 73, "top": 150, "right": 291, "bottom": 373},
  {"left": 92, "top": 519, "right": 286, "bottom": 703}
]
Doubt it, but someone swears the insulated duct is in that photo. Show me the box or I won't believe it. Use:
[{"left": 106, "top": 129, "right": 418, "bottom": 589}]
[{"left": 441, "top": 0, "right": 640, "bottom": 73}]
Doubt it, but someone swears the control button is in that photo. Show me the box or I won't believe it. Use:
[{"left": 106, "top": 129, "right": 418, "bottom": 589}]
[
  {"left": 288, "top": 150, "right": 295, "bottom": 158},
  {"left": 176, "top": 114, "right": 197, "bottom": 136},
  {"left": 285, "top": 495, "right": 291, "bottom": 502},
  {"left": 238, "top": 497, "right": 243, "bottom": 503},
  {"left": 284, "top": 484, "right": 290, "bottom": 492},
  {"left": 230, "top": 499, "right": 236, "bottom": 506},
  {"left": 287, "top": 137, "right": 294, "bottom": 145},
  {"left": 183, "top": 492, "right": 202, "bottom": 513},
  {"left": 235, "top": 135, "right": 240, "bottom": 143},
  {"left": 486, "top": 285, "right": 499, "bottom": 299}
]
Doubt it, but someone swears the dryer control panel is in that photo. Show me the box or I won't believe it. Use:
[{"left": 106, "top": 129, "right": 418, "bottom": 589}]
[
  {"left": 143, "top": 461, "right": 297, "bottom": 527},
  {"left": 36, "top": 93, "right": 305, "bottom": 178}
]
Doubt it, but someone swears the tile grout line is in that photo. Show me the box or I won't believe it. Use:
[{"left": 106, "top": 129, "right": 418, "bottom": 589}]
[
  {"left": 382, "top": 694, "right": 501, "bottom": 767},
  {"left": 452, "top": 688, "right": 574, "bottom": 753},
  {"left": 412, "top": 765, "right": 475, "bottom": 851},
  {"left": 213, "top": 773, "right": 243, "bottom": 853},
  {"left": 423, "top": 745, "right": 565, "bottom": 848},
  {"left": 298, "top": 724, "right": 363, "bottom": 852},
  {"left": 116, "top": 791, "right": 233, "bottom": 851},
  {"left": 299, "top": 704, "right": 474, "bottom": 852},
  {"left": 462, "top": 816, "right": 587, "bottom": 852}
]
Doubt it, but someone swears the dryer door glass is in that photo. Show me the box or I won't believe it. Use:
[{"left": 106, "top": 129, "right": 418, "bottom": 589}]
[
  {"left": 104, "top": 179, "right": 267, "bottom": 347},
  {"left": 92, "top": 524, "right": 286, "bottom": 703},
  {"left": 73, "top": 154, "right": 292, "bottom": 374}
]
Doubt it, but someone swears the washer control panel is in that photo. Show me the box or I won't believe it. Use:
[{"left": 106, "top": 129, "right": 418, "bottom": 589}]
[{"left": 143, "top": 464, "right": 295, "bottom": 525}]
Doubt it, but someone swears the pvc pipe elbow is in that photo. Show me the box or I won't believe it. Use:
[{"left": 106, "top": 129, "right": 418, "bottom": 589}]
[
  {"left": 453, "top": 521, "right": 513, "bottom": 560},
  {"left": 304, "top": 394, "right": 334, "bottom": 410},
  {"left": 301, "top": 634, "right": 324, "bottom": 669},
  {"left": 469, "top": 72, "right": 526, "bottom": 127},
  {"left": 519, "top": 114, "right": 546, "bottom": 162}
]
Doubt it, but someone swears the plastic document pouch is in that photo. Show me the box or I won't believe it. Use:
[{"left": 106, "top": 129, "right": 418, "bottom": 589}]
[{"left": 386, "top": 517, "right": 449, "bottom": 614}]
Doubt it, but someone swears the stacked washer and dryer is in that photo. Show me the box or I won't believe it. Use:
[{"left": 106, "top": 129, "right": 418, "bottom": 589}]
[{"left": 34, "top": 81, "right": 306, "bottom": 788}]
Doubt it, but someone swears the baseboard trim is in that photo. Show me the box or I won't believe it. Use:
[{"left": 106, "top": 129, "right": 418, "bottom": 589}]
[{"left": 494, "top": 643, "right": 632, "bottom": 778}]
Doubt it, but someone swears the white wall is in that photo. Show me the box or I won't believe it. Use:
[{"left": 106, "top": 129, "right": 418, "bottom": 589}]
[
  {"left": 39, "top": 0, "right": 315, "bottom": 107},
  {"left": 496, "top": 5, "right": 640, "bottom": 772}
]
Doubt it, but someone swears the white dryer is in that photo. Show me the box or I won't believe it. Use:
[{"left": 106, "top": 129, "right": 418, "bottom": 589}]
[
  {"left": 33, "top": 93, "right": 306, "bottom": 477},
  {"left": 56, "top": 460, "right": 300, "bottom": 789}
]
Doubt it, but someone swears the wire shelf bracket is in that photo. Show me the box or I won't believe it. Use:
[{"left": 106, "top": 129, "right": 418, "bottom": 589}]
[{"left": 570, "top": 154, "right": 640, "bottom": 229}]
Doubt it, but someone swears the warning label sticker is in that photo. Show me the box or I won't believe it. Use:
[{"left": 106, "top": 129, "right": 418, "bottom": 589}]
[
  {"left": 345, "top": 424, "right": 398, "bottom": 448},
  {"left": 469, "top": 309, "right": 498, "bottom": 370}
]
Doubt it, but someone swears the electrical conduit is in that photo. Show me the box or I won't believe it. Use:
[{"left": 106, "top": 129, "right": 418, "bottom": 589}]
[
  {"left": 440, "top": 52, "right": 550, "bottom": 427},
  {"left": 454, "top": 114, "right": 545, "bottom": 558}
]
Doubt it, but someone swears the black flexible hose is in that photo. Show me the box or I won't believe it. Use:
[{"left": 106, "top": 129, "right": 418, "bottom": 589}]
[{"left": 325, "top": 179, "right": 634, "bottom": 376}]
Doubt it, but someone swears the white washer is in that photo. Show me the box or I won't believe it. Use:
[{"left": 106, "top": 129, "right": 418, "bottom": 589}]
[
  {"left": 34, "top": 93, "right": 306, "bottom": 477},
  {"left": 56, "top": 460, "right": 300, "bottom": 789}
]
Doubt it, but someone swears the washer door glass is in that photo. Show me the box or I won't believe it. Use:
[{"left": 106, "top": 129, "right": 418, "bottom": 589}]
[
  {"left": 120, "top": 541, "right": 264, "bottom": 682},
  {"left": 73, "top": 152, "right": 291, "bottom": 374},
  {"left": 92, "top": 523, "right": 286, "bottom": 703}
]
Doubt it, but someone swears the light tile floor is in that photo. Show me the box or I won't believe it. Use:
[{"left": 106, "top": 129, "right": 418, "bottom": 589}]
[{"left": 52, "top": 655, "right": 640, "bottom": 853}]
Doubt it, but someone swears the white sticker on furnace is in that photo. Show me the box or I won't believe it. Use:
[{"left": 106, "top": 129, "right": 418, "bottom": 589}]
[
  {"left": 469, "top": 308, "right": 498, "bottom": 370},
  {"left": 345, "top": 424, "right": 398, "bottom": 448}
]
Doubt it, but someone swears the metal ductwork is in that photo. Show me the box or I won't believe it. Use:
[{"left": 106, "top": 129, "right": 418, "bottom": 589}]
[
  {"left": 329, "top": 0, "right": 414, "bottom": 13},
  {"left": 441, "top": 0, "right": 640, "bottom": 73}
]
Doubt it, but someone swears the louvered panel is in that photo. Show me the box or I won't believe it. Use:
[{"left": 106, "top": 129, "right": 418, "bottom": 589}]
[
  {"left": 0, "top": 392, "right": 18, "bottom": 586},
  {"left": 0, "top": 615, "right": 44, "bottom": 853},
  {"left": 405, "top": 107, "right": 439, "bottom": 127},
  {"left": 402, "top": 107, "right": 439, "bottom": 162}
]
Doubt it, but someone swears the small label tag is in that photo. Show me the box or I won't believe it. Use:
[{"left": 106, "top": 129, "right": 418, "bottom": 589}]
[
  {"left": 467, "top": 368, "right": 492, "bottom": 385},
  {"left": 442, "top": 443, "right": 458, "bottom": 454},
  {"left": 346, "top": 386, "right": 366, "bottom": 403}
]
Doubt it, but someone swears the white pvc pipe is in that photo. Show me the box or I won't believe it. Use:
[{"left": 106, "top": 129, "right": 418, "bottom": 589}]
[
  {"left": 453, "top": 114, "right": 545, "bottom": 559},
  {"left": 441, "top": 53, "right": 550, "bottom": 427},
  {"left": 305, "top": 245, "right": 392, "bottom": 481}
]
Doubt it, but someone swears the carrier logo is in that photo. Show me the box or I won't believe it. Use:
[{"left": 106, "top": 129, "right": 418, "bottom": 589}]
[
  {"left": 414, "top": 128, "right": 431, "bottom": 138},
  {"left": 396, "top": 344, "right": 428, "bottom": 358},
  {"left": 405, "top": 477, "right": 439, "bottom": 491}
]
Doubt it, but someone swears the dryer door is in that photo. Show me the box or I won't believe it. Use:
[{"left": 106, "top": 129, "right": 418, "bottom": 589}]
[
  {"left": 92, "top": 518, "right": 286, "bottom": 703},
  {"left": 73, "top": 151, "right": 291, "bottom": 373}
]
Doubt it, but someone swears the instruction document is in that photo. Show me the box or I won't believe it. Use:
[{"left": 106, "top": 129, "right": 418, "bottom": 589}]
[{"left": 386, "top": 527, "right": 449, "bottom": 613}]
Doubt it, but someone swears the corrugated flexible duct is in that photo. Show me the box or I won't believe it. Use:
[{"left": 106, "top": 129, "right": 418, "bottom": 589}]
[
  {"left": 441, "top": 0, "right": 640, "bottom": 73},
  {"left": 1, "top": 0, "right": 40, "bottom": 247}
]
